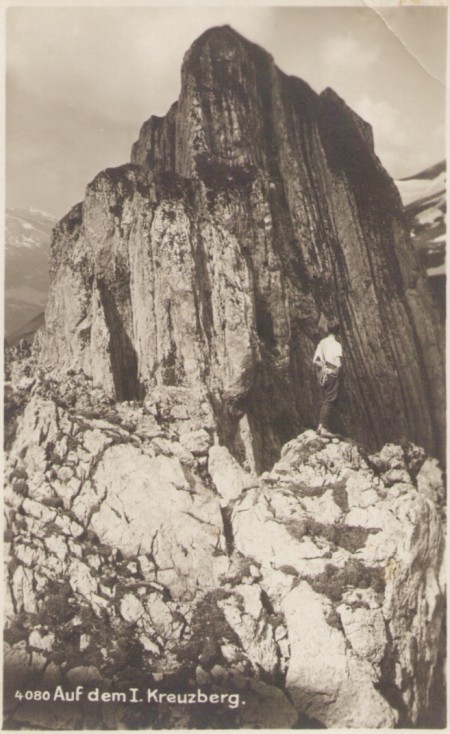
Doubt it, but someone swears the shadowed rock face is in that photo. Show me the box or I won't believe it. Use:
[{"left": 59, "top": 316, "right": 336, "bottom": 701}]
[{"left": 38, "top": 25, "right": 444, "bottom": 469}]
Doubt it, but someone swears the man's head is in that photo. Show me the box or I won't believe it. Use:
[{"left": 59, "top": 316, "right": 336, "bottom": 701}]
[{"left": 327, "top": 320, "right": 340, "bottom": 336}]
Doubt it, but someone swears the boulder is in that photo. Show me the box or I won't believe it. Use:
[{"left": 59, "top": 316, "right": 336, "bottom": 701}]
[
  {"left": 232, "top": 431, "right": 445, "bottom": 726},
  {"left": 179, "top": 428, "right": 212, "bottom": 456},
  {"left": 89, "top": 444, "right": 225, "bottom": 598}
]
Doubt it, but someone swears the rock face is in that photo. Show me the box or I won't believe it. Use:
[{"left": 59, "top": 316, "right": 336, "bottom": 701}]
[
  {"left": 4, "top": 363, "right": 445, "bottom": 729},
  {"left": 5, "top": 25, "right": 446, "bottom": 730},
  {"left": 37, "top": 25, "right": 444, "bottom": 469}
]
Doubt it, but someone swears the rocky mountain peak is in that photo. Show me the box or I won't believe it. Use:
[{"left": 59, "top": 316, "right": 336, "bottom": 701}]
[
  {"left": 180, "top": 24, "right": 277, "bottom": 93},
  {"left": 39, "top": 26, "right": 444, "bottom": 470},
  {"left": 4, "top": 25, "right": 446, "bottom": 729},
  {"left": 183, "top": 24, "right": 259, "bottom": 62},
  {"left": 132, "top": 24, "right": 318, "bottom": 180},
  {"left": 319, "top": 86, "right": 375, "bottom": 151}
]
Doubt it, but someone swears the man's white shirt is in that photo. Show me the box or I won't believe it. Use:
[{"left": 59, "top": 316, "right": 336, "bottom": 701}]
[{"left": 313, "top": 334, "right": 342, "bottom": 367}]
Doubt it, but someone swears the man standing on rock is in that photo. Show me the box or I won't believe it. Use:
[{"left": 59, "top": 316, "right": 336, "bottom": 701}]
[{"left": 313, "top": 321, "right": 342, "bottom": 438}]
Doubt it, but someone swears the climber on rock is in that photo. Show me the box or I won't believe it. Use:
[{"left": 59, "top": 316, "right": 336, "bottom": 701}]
[{"left": 313, "top": 320, "right": 342, "bottom": 438}]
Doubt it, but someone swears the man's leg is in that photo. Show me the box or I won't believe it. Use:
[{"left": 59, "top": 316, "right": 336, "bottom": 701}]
[
  {"left": 319, "top": 400, "right": 333, "bottom": 431},
  {"left": 319, "top": 374, "right": 340, "bottom": 431}
]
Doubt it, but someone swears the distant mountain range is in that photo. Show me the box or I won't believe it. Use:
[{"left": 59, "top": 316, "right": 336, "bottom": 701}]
[
  {"left": 4, "top": 161, "right": 446, "bottom": 345},
  {"left": 5, "top": 207, "right": 56, "bottom": 341},
  {"left": 395, "top": 160, "right": 446, "bottom": 277}
]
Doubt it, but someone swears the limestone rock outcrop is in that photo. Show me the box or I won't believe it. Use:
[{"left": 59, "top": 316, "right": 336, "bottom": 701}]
[
  {"left": 37, "top": 25, "right": 444, "bottom": 469},
  {"left": 5, "top": 24, "right": 446, "bottom": 730},
  {"left": 233, "top": 431, "right": 445, "bottom": 727},
  {"left": 4, "top": 362, "right": 445, "bottom": 728}
]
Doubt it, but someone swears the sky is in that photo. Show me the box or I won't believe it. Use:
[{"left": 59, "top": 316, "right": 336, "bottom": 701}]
[{"left": 5, "top": 4, "right": 447, "bottom": 219}]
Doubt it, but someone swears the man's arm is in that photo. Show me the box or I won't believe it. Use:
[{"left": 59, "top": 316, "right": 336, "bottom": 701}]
[{"left": 313, "top": 347, "right": 324, "bottom": 367}]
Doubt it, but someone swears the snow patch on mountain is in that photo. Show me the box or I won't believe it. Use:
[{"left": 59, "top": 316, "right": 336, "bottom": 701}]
[
  {"left": 395, "top": 161, "right": 446, "bottom": 280},
  {"left": 396, "top": 170, "right": 445, "bottom": 208},
  {"left": 5, "top": 207, "right": 57, "bottom": 336}
]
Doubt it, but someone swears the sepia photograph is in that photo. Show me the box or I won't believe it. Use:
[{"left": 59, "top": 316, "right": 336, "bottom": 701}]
[{"left": 3, "top": 1, "right": 447, "bottom": 729}]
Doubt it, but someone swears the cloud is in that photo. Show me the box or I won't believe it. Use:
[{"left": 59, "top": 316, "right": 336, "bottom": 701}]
[
  {"left": 6, "top": 7, "right": 446, "bottom": 211},
  {"left": 320, "top": 35, "right": 379, "bottom": 69},
  {"left": 353, "top": 94, "right": 443, "bottom": 178},
  {"left": 353, "top": 94, "right": 413, "bottom": 175},
  {"left": 6, "top": 7, "right": 277, "bottom": 215},
  {"left": 353, "top": 95, "right": 410, "bottom": 149}
]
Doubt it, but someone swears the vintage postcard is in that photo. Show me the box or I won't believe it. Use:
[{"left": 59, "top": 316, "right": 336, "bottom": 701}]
[{"left": 3, "top": 1, "right": 446, "bottom": 729}]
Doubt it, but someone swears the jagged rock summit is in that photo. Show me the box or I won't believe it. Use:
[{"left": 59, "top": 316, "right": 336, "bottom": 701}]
[
  {"left": 37, "top": 25, "right": 444, "bottom": 470},
  {"left": 5, "top": 26, "right": 445, "bottom": 730}
]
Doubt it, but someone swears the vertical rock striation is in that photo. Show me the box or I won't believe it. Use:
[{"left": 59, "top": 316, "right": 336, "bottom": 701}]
[{"left": 38, "top": 25, "right": 444, "bottom": 471}]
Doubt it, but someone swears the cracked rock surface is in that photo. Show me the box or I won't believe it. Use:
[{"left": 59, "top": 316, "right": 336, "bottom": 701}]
[
  {"left": 233, "top": 431, "right": 445, "bottom": 727},
  {"left": 36, "top": 26, "right": 444, "bottom": 469},
  {"left": 4, "top": 23, "right": 446, "bottom": 731},
  {"left": 4, "top": 359, "right": 445, "bottom": 728}
]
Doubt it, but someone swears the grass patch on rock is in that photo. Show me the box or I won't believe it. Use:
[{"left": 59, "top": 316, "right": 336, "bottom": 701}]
[
  {"left": 291, "top": 482, "right": 328, "bottom": 499},
  {"left": 303, "top": 559, "right": 385, "bottom": 602},
  {"left": 195, "top": 153, "right": 256, "bottom": 191},
  {"left": 175, "top": 589, "right": 241, "bottom": 671},
  {"left": 286, "top": 517, "right": 377, "bottom": 553},
  {"left": 331, "top": 480, "right": 349, "bottom": 513},
  {"left": 4, "top": 386, "right": 29, "bottom": 451}
]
